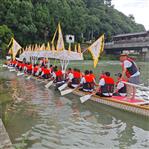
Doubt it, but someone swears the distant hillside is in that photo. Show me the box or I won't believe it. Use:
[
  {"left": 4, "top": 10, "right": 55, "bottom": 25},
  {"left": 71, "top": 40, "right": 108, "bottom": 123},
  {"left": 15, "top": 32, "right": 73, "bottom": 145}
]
[{"left": 0, "top": 0, "right": 145, "bottom": 46}]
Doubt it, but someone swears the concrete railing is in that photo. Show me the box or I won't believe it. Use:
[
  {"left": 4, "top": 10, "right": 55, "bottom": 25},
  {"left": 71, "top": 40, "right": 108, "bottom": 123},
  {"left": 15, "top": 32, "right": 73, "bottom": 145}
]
[{"left": 105, "top": 41, "right": 149, "bottom": 49}]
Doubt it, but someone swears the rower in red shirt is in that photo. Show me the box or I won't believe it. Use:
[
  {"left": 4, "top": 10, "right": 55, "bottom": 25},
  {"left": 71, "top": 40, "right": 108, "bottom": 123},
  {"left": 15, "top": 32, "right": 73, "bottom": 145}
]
[
  {"left": 19, "top": 62, "right": 25, "bottom": 71},
  {"left": 52, "top": 66, "right": 64, "bottom": 86},
  {"left": 32, "top": 64, "right": 39, "bottom": 76},
  {"left": 80, "top": 70, "right": 96, "bottom": 92},
  {"left": 26, "top": 63, "right": 32, "bottom": 74},
  {"left": 69, "top": 68, "right": 82, "bottom": 88},
  {"left": 41, "top": 66, "right": 51, "bottom": 79},
  {"left": 96, "top": 72, "right": 114, "bottom": 97}
]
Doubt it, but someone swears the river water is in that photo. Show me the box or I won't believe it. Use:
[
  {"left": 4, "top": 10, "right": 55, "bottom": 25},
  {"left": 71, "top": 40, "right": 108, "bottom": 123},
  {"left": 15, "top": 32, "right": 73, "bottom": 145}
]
[{"left": 0, "top": 61, "right": 149, "bottom": 149}]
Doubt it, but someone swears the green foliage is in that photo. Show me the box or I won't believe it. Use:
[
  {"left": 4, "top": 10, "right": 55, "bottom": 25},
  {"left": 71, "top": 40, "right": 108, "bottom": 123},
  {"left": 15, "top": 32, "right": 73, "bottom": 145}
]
[
  {"left": 0, "top": 25, "right": 13, "bottom": 57},
  {"left": 0, "top": 0, "right": 145, "bottom": 48}
]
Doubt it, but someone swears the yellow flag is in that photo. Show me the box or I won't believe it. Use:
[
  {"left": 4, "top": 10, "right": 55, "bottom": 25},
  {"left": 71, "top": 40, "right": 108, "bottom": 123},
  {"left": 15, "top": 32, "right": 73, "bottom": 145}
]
[
  {"left": 51, "top": 27, "right": 58, "bottom": 44},
  {"left": 68, "top": 43, "right": 71, "bottom": 52},
  {"left": 10, "top": 38, "right": 22, "bottom": 60},
  {"left": 8, "top": 38, "right": 13, "bottom": 55},
  {"left": 40, "top": 43, "right": 45, "bottom": 51},
  {"left": 37, "top": 44, "right": 40, "bottom": 51},
  {"left": 34, "top": 44, "right": 37, "bottom": 51},
  {"left": 88, "top": 34, "right": 104, "bottom": 68},
  {"left": 56, "top": 23, "right": 65, "bottom": 51},
  {"left": 31, "top": 45, "right": 33, "bottom": 51},
  {"left": 78, "top": 43, "right": 81, "bottom": 53},
  {"left": 28, "top": 45, "right": 31, "bottom": 51},
  {"left": 26, "top": 46, "right": 29, "bottom": 51},
  {"left": 19, "top": 49, "right": 21, "bottom": 55},
  {"left": 51, "top": 43, "right": 55, "bottom": 51},
  {"left": 74, "top": 44, "right": 77, "bottom": 52},
  {"left": 46, "top": 42, "right": 51, "bottom": 50},
  {"left": 7, "top": 37, "right": 13, "bottom": 55}
]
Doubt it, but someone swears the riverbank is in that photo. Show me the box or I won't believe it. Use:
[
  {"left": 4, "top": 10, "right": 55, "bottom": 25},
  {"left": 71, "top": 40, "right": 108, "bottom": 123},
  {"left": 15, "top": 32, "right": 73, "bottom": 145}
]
[{"left": 0, "top": 118, "right": 14, "bottom": 149}]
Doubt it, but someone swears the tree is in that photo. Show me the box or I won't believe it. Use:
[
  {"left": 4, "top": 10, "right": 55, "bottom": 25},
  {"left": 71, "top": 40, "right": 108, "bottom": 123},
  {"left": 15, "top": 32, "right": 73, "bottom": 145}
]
[
  {"left": 128, "top": 14, "right": 135, "bottom": 22},
  {"left": 0, "top": 0, "right": 145, "bottom": 46},
  {"left": 0, "top": 25, "right": 13, "bottom": 57}
]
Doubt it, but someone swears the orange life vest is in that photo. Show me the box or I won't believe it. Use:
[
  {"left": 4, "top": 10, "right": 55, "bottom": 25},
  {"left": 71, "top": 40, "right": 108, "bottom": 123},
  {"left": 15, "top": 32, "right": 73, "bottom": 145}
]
[
  {"left": 33, "top": 66, "right": 38, "bottom": 73},
  {"left": 55, "top": 70, "right": 63, "bottom": 77},
  {"left": 84, "top": 74, "right": 94, "bottom": 83},
  {"left": 21, "top": 63, "right": 25, "bottom": 68},
  {"left": 43, "top": 68, "right": 50, "bottom": 75},
  {"left": 100, "top": 76, "right": 114, "bottom": 94},
  {"left": 27, "top": 64, "right": 32, "bottom": 70},
  {"left": 55, "top": 70, "right": 63, "bottom": 82},
  {"left": 73, "top": 71, "right": 81, "bottom": 79}
]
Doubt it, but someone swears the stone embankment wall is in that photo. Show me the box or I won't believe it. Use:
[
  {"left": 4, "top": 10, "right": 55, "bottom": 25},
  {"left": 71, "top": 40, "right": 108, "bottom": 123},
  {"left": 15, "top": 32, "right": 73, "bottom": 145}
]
[{"left": 0, "top": 119, "right": 14, "bottom": 149}]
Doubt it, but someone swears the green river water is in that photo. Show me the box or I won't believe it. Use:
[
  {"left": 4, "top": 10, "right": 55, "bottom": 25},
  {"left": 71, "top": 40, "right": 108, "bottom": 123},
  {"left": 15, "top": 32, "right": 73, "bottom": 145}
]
[{"left": 0, "top": 60, "right": 149, "bottom": 149}]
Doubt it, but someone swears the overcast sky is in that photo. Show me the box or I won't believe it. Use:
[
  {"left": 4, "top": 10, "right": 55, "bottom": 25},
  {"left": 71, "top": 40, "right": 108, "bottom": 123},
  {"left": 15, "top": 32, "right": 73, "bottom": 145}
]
[{"left": 112, "top": 0, "right": 149, "bottom": 30}]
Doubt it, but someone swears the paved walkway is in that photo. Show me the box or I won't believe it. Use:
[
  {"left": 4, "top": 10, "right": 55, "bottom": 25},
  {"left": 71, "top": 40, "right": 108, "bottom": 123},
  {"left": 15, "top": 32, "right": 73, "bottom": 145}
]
[{"left": 0, "top": 119, "right": 14, "bottom": 149}]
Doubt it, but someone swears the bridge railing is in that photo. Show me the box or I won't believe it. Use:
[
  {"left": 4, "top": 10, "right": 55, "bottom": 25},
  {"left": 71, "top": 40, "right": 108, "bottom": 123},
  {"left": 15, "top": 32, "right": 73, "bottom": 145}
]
[{"left": 105, "top": 41, "right": 149, "bottom": 49}]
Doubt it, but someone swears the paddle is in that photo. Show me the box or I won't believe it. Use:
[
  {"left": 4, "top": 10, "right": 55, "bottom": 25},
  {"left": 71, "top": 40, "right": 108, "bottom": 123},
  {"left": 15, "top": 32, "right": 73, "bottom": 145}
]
[
  {"left": 2, "top": 64, "right": 8, "bottom": 68},
  {"left": 45, "top": 79, "right": 55, "bottom": 88},
  {"left": 60, "top": 86, "right": 79, "bottom": 96},
  {"left": 58, "top": 83, "right": 68, "bottom": 91},
  {"left": 122, "top": 81, "right": 149, "bottom": 91},
  {"left": 26, "top": 75, "right": 32, "bottom": 80},
  {"left": 61, "top": 88, "right": 74, "bottom": 96},
  {"left": 9, "top": 68, "right": 16, "bottom": 72},
  {"left": 8, "top": 66, "right": 14, "bottom": 69},
  {"left": 80, "top": 92, "right": 96, "bottom": 103},
  {"left": 17, "top": 72, "right": 24, "bottom": 76}
]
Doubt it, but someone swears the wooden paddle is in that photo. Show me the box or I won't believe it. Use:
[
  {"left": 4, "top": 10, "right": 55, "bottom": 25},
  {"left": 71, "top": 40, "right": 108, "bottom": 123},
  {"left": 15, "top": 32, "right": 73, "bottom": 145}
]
[
  {"left": 58, "top": 83, "right": 68, "bottom": 91},
  {"left": 26, "top": 75, "right": 32, "bottom": 80},
  {"left": 80, "top": 92, "right": 96, "bottom": 103},
  {"left": 60, "top": 86, "right": 79, "bottom": 96},
  {"left": 17, "top": 72, "right": 24, "bottom": 76},
  {"left": 8, "top": 66, "right": 14, "bottom": 69},
  {"left": 2, "top": 64, "right": 8, "bottom": 68},
  {"left": 45, "top": 79, "right": 55, "bottom": 88},
  {"left": 9, "top": 68, "right": 16, "bottom": 72},
  {"left": 122, "top": 81, "right": 149, "bottom": 91}
]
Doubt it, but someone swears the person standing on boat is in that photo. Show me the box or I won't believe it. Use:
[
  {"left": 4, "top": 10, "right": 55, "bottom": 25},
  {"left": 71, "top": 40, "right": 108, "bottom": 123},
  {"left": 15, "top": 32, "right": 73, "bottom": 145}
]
[
  {"left": 119, "top": 54, "right": 140, "bottom": 99},
  {"left": 96, "top": 72, "right": 114, "bottom": 97},
  {"left": 114, "top": 73, "right": 127, "bottom": 97}
]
